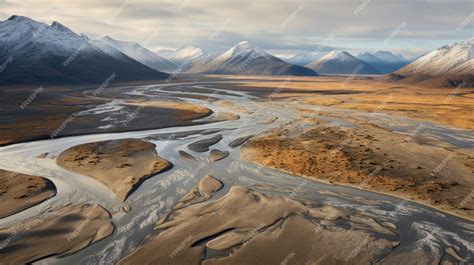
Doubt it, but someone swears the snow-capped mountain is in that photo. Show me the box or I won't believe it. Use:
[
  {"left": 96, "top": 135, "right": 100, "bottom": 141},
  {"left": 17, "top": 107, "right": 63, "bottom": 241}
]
[
  {"left": 155, "top": 49, "right": 175, "bottom": 59},
  {"left": 357, "top": 51, "right": 409, "bottom": 74},
  {"left": 98, "top": 36, "right": 176, "bottom": 72},
  {"left": 447, "top": 60, "right": 473, "bottom": 76},
  {"left": 162, "top": 46, "right": 219, "bottom": 71},
  {"left": 284, "top": 53, "right": 320, "bottom": 67},
  {"left": 396, "top": 39, "right": 473, "bottom": 76},
  {"left": 374, "top": 51, "right": 406, "bottom": 63},
  {"left": 171, "top": 46, "right": 205, "bottom": 63},
  {"left": 306, "top": 51, "right": 379, "bottom": 75},
  {"left": 393, "top": 39, "right": 473, "bottom": 86},
  {"left": 188, "top": 41, "right": 317, "bottom": 76},
  {"left": 0, "top": 15, "right": 167, "bottom": 85},
  {"left": 0, "top": 16, "right": 85, "bottom": 58},
  {"left": 357, "top": 52, "right": 381, "bottom": 65}
]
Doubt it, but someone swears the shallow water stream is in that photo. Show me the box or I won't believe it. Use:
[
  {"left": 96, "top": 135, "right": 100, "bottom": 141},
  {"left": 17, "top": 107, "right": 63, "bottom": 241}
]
[{"left": 0, "top": 81, "right": 472, "bottom": 264}]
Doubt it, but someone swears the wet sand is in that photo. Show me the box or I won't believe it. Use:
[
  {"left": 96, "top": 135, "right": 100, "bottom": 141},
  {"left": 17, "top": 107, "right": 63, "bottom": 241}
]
[
  {"left": 123, "top": 99, "right": 212, "bottom": 119},
  {"left": 119, "top": 176, "right": 430, "bottom": 265},
  {"left": 57, "top": 139, "right": 172, "bottom": 201},
  {"left": 0, "top": 169, "right": 56, "bottom": 219},
  {"left": 0, "top": 203, "right": 114, "bottom": 264},
  {"left": 188, "top": 135, "right": 223, "bottom": 152},
  {"left": 0, "top": 76, "right": 472, "bottom": 264},
  {"left": 209, "top": 149, "right": 229, "bottom": 161},
  {"left": 174, "top": 175, "right": 223, "bottom": 210},
  {"left": 179, "top": 150, "right": 198, "bottom": 161},
  {"left": 228, "top": 136, "right": 251, "bottom": 148}
]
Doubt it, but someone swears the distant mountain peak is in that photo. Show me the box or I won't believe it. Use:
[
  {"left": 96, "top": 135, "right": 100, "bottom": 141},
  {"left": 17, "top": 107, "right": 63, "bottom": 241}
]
[
  {"left": 100, "top": 35, "right": 123, "bottom": 44},
  {"left": 284, "top": 52, "right": 320, "bottom": 66},
  {"left": 374, "top": 50, "right": 391, "bottom": 55},
  {"left": 307, "top": 50, "right": 380, "bottom": 75},
  {"left": 188, "top": 41, "right": 316, "bottom": 76},
  {"left": 214, "top": 41, "right": 264, "bottom": 62},
  {"left": 236, "top": 41, "right": 253, "bottom": 47},
  {"left": 101, "top": 35, "right": 115, "bottom": 41},
  {"left": 7, "top": 15, "right": 33, "bottom": 22},
  {"left": 358, "top": 52, "right": 373, "bottom": 56},
  {"left": 328, "top": 50, "right": 348, "bottom": 55},
  {"left": 97, "top": 35, "right": 177, "bottom": 72},
  {"left": 355, "top": 51, "right": 410, "bottom": 74},
  {"left": 357, "top": 52, "right": 382, "bottom": 62},
  {"left": 231, "top": 41, "right": 259, "bottom": 52},
  {"left": 173, "top": 46, "right": 204, "bottom": 60},
  {"left": 50, "top": 21, "right": 73, "bottom": 33},
  {"left": 179, "top": 45, "right": 201, "bottom": 51},
  {"left": 373, "top": 51, "right": 407, "bottom": 62},
  {"left": 80, "top": 33, "right": 90, "bottom": 41},
  {"left": 321, "top": 50, "right": 355, "bottom": 61}
]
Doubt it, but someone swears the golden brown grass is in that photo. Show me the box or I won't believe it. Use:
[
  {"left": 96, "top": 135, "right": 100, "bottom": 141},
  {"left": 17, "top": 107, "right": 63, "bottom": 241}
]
[{"left": 231, "top": 76, "right": 474, "bottom": 130}]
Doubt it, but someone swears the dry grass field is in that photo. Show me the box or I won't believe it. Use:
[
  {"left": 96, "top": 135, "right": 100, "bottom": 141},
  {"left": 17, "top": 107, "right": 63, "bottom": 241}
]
[{"left": 234, "top": 75, "right": 474, "bottom": 130}]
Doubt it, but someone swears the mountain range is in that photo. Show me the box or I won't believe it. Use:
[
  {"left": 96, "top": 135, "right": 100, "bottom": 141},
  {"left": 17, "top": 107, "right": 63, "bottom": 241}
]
[
  {"left": 285, "top": 50, "right": 409, "bottom": 75},
  {"left": 306, "top": 51, "right": 380, "bottom": 75},
  {"left": 186, "top": 41, "right": 317, "bottom": 76},
  {"left": 0, "top": 15, "right": 168, "bottom": 85},
  {"left": 357, "top": 51, "right": 409, "bottom": 74},
  {"left": 284, "top": 53, "right": 319, "bottom": 67},
  {"left": 0, "top": 15, "right": 472, "bottom": 86},
  {"left": 285, "top": 51, "right": 410, "bottom": 74}
]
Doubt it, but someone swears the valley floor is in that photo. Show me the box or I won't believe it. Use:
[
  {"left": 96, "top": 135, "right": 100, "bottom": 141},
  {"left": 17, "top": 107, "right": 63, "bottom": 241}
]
[{"left": 0, "top": 75, "right": 472, "bottom": 264}]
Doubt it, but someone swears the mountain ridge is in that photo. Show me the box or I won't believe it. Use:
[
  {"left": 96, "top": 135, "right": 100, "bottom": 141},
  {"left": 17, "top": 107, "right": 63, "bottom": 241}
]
[
  {"left": 97, "top": 36, "right": 177, "bottom": 72},
  {"left": 0, "top": 15, "right": 168, "bottom": 85},
  {"left": 393, "top": 39, "right": 473, "bottom": 86},
  {"left": 357, "top": 51, "right": 409, "bottom": 74}
]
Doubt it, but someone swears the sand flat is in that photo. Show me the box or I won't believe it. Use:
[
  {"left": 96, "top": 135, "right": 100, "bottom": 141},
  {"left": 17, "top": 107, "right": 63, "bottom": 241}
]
[
  {"left": 178, "top": 150, "right": 198, "bottom": 161},
  {"left": 174, "top": 175, "right": 223, "bottom": 210},
  {"left": 0, "top": 203, "right": 114, "bottom": 264},
  {"left": 209, "top": 149, "right": 229, "bottom": 161},
  {"left": 188, "top": 135, "right": 223, "bottom": 152},
  {"left": 0, "top": 169, "right": 56, "bottom": 219},
  {"left": 229, "top": 136, "right": 251, "bottom": 148},
  {"left": 120, "top": 177, "right": 404, "bottom": 265},
  {"left": 123, "top": 99, "right": 212, "bottom": 118},
  {"left": 57, "top": 138, "right": 172, "bottom": 201}
]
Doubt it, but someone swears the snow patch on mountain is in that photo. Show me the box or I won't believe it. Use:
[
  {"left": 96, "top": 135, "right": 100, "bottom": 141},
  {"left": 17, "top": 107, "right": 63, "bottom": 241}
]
[
  {"left": 98, "top": 36, "right": 176, "bottom": 72},
  {"left": 396, "top": 39, "right": 473, "bottom": 76},
  {"left": 0, "top": 15, "right": 168, "bottom": 85},
  {"left": 171, "top": 46, "right": 205, "bottom": 62},
  {"left": 306, "top": 50, "right": 379, "bottom": 75},
  {"left": 284, "top": 53, "right": 320, "bottom": 66},
  {"left": 188, "top": 41, "right": 317, "bottom": 76},
  {"left": 0, "top": 15, "right": 93, "bottom": 58}
]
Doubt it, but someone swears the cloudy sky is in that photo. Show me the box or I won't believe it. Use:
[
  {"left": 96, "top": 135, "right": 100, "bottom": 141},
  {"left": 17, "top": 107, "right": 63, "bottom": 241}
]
[{"left": 1, "top": 0, "right": 473, "bottom": 58}]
